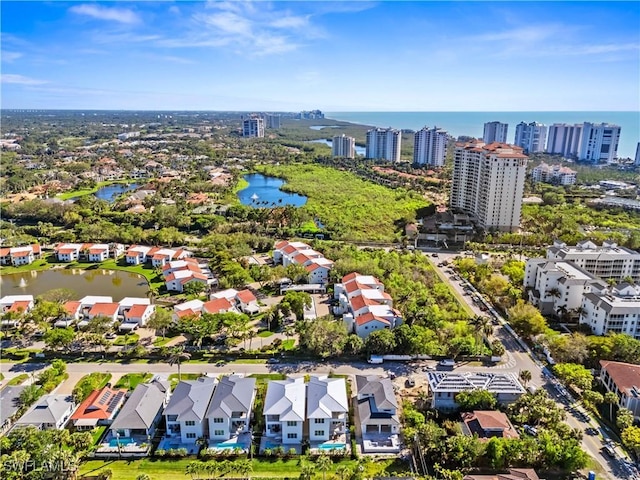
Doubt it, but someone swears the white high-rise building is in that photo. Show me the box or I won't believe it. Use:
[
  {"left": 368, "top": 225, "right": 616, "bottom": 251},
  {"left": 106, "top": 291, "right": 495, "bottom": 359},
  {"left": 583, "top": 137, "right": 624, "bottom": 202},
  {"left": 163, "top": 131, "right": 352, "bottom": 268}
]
[
  {"left": 483, "top": 121, "right": 509, "bottom": 144},
  {"left": 332, "top": 134, "right": 356, "bottom": 159},
  {"left": 450, "top": 141, "right": 528, "bottom": 232},
  {"left": 514, "top": 122, "right": 547, "bottom": 154},
  {"left": 265, "top": 114, "right": 281, "bottom": 129},
  {"left": 546, "top": 123, "right": 583, "bottom": 157},
  {"left": 242, "top": 116, "right": 264, "bottom": 138},
  {"left": 531, "top": 163, "right": 577, "bottom": 186},
  {"left": 365, "top": 128, "right": 401, "bottom": 162},
  {"left": 413, "top": 126, "right": 448, "bottom": 167},
  {"left": 577, "top": 123, "right": 620, "bottom": 163},
  {"left": 635, "top": 142, "right": 640, "bottom": 166}
]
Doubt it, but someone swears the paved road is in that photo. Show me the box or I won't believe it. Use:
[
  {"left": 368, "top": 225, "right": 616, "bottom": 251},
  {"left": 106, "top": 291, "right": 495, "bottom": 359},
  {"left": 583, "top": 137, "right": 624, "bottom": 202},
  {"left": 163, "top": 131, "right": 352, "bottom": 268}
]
[{"left": 425, "top": 250, "right": 634, "bottom": 480}]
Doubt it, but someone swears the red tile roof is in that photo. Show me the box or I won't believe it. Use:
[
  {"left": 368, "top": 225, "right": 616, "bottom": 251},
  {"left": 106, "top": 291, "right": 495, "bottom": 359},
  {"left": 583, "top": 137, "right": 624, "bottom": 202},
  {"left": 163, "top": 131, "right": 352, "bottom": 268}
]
[
  {"left": 125, "top": 304, "right": 150, "bottom": 319},
  {"left": 64, "top": 301, "right": 81, "bottom": 315},
  {"left": 31, "top": 244, "right": 41, "bottom": 254},
  {"left": 175, "top": 308, "right": 200, "bottom": 319},
  {"left": 0, "top": 248, "right": 10, "bottom": 257},
  {"left": 462, "top": 410, "right": 519, "bottom": 439},
  {"left": 275, "top": 240, "right": 289, "bottom": 249},
  {"left": 355, "top": 312, "right": 390, "bottom": 326},
  {"left": 89, "top": 303, "right": 120, "bottom": 317},
  {"left": 8, "top": 301, "right": 31, "bottom": 313},
  {"left": 203, "top": 297, "right": 233, "bottom": 314},
  {"left": 70, "top": 386, "right": 127, "bottom": 421},
  {"left": 12, "top": 251, "right": 31, "bottom": 257},
  {"left": 57, "top": 248, "right": 76, "bottom": 254},
  {"left": 236, "top": 289, "right": 256, "bottom": 304},
  {"left": 600, "top": 360, "right": 640, "bottom": 395}
]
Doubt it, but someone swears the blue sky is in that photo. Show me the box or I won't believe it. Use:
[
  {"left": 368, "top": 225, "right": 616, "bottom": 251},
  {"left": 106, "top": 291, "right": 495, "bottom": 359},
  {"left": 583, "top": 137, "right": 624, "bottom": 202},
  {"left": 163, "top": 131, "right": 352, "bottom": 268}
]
[{"left": 2, "top": 1, "right": 639, "bottom": 111}]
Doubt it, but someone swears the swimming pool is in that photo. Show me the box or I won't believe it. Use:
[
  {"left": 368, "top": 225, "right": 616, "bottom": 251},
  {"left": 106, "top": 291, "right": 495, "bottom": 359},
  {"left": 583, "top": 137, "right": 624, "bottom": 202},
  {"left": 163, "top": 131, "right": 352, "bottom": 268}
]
[
  {"left": 109, "top": 437, "right": 133, "bottom": 447},
  {"left": 318, "top": 443, "right": 346, "bottom": 450},
  {"left": 212, "top": 443, "right": 241, "bottom": 450}
]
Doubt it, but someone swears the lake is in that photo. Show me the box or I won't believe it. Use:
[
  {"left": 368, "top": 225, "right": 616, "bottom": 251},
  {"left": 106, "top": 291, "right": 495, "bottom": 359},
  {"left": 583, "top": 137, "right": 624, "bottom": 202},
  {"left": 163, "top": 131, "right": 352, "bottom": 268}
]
[
  {"left": 1, "top": 269, "right": 148, "bottom": 301},
  {"left": 305, "top": 139, "right": 366, "bottom": 156},
  {"left": 94, "top": 183, "right": 139, "bottom": 202},
  {"left": 237, "top": 174, "right": 307, "bottom": 208},
  {"left": 309, "top": 125, "right": 340, "bottom": 131}
]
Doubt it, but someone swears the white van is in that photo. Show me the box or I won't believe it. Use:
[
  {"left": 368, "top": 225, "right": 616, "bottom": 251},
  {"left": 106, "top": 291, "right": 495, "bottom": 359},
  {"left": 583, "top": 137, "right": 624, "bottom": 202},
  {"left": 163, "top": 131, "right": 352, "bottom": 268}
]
[{"left": 438, "top": 359, "right": 456, "bottom": 367}]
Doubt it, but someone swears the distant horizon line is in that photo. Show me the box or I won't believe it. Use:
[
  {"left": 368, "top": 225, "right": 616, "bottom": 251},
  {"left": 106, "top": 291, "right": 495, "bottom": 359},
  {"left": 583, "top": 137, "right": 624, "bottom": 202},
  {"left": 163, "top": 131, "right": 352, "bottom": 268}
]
[{"left": 1, "top": 109, "right": 637, "bottom": 113}]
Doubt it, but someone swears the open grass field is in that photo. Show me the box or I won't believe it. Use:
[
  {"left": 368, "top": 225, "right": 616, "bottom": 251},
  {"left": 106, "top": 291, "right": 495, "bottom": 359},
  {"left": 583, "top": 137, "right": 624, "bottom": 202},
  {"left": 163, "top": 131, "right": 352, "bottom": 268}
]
[{"left": 114, "top": 373, "right": 153, "bottom": 390}]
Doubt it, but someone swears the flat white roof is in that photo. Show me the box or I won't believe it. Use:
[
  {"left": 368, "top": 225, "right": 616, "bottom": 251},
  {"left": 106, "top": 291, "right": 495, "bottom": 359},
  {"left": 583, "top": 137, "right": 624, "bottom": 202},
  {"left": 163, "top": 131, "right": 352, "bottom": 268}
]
[
  {"left": 0, "top": 295, "right": 34, "bottom": 304},
  {"left": 119, "top": 297, "right": 151, "bottom": 307},
  {"left": 79, "top": 295, "right": 113, "bottom": 306},
  {"left": 174, "top": 299, "right": 204, "bottom": 311},
  {"left": 555, "top": 262, "right": 593, "bottom": 281}
]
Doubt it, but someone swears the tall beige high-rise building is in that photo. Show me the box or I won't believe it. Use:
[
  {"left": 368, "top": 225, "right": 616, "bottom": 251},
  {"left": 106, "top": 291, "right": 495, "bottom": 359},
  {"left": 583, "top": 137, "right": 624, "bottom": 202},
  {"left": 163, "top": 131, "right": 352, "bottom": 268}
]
[
  {"left": 450, "top": 141, "right": 528, "bottom": 232},
  {"left": 413, "top": 126, "right": 447, "bottom": 167},
  {"left": 242, "top": 116, "right": 264, "bottom": 138},
  {"left": 332, "top": 134, "right": 355, "bottom": 158}
]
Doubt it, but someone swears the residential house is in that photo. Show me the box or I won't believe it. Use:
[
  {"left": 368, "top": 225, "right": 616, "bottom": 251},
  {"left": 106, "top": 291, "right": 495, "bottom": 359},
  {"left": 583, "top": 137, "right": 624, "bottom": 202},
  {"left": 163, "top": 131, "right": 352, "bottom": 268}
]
[
  {"left": 0, "top": 244, "right": 41, "bottom": 266},
  {"left": 109, "top": 379, "right": 171, "bottom": 439},
  {"left": 306, "top": 376, "right": 348, "bottom": 443},
  {"left": 55, "top": 301, "right": 82, "bottom": 328},
  {"left": 206, "top": 375, "right": 256, "bottom": 442},
  {"left": 210, "top": 289, "right": 259, "bottom": 315},
  {"left": 172, "top": 299, "right": 205, "bottom": 322},
  {"left": 0, "top": 295, "right": 35, "bottom": 317},
  {"left": 355, "top": 375, "right": 400, "bottom": 453},
  {"left": 580, "top": 282, "right": 640, "bottom": 339},
  {"left": 121, "top": 304, "right": 155, "bottom": 331},
  {"left": 164, "top": 376, "right": 217, "bottom": 446},
  {"left": 426, "top": 372, "right": 525, "bottom": 411},
  {"left": 461, "top": 410, "right": 520, "bottom": 440},
  {"left": 334, "top": 273, "right": 402, "bottom": 338},
  {"left": 86, "top": 244, "right": 110, "bottom": 262},
  {"left": 600, "top": 360, "right": 640, "bottom": 420},
  {"left": 263, "top": 377, "right": 306, "bottom": 445},
  {"left": 163, "top": 258, "right": 214, "bottom": 293},
  {"left": 126, "top": 245, "right": 192, "bottom": 266},
  {"left": 13, "top": 394, "right": 75, "bottom": 430},
  {"left": 202, "top": 297, "right": 237, "bottom": 315},
  {"left": 54, "top": 243, "right": 83, "bottom": 262},
  {"left": 70, "top": 386, "right": 127, "bottom": 430},
  {"left": 463, "top": 469, "right": 540, "bottom": 480},
  {"left": 87, "top": 302, "right": 120, "bottom": 322},
  {"left": 125, "top": 245, "right": 153, "bottom": 265},
  {"left": 272, "top": 240, "right": 333, "bottom": 283}
]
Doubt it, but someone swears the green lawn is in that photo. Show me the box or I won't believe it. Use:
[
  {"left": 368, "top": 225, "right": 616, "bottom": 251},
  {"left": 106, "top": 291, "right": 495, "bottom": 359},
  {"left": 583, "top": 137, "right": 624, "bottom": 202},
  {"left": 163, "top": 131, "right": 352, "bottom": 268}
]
[
  {"left": 6, "top": 373, "right": 29, "bottom": 386},
  {"left": 228, "top": 359, "right": 267, "bottom": 364},
  {"left": 248, "top": 373, "right": 286, "bottom": 384},
  {"left": 168, "top": 373, "right": 202, "bottom": 390},
  {"left": 56, "top": 179, "right": 133, "bottom": 200},
  {"left": 0, "top": 258, "right": 52, "bottom": 275},
  {"left": 281, "top": 339, "right": 296, "bottom": 351},
  {"left": 113, "top": 333, "right": 140, "bottom": 346},
  {"left": 257, "top": 330, "right": 274, "bottom": 338},
  {"left": 90, "top": 426, "right": 107, "bottom": 445},
  {"left": 153, "top": 336, "right": 175, "bottom": 347},
  {"left": 114, "top": 373, "right": 153, "bottom": 390},
  {"left": 79, "top": 457, "right": 406, "bottom": 480},
  {"left": 99, "top": 258, "right": 163, "bottom": 290}
]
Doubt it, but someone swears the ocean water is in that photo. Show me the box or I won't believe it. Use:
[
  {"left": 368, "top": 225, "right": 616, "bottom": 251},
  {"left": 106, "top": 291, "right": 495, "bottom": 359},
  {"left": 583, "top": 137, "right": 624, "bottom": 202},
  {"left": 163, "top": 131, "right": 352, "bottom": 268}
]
[{"left": 325, "top": 112, "right": 639, "bottom": 159}]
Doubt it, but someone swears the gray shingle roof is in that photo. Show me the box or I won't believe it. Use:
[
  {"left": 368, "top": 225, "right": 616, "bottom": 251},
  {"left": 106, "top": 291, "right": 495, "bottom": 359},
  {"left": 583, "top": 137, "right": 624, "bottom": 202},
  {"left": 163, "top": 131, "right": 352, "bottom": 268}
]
[
  {"left": 306, "top": 376, "right": 348, "bottom": 419},
  {"left": 15, "top": 394, "right": 74, "bottom": 427},
  {"left": 164, "top": 376, "right": 216, "bottom": 422},
  {"left": 356, "top": 375, "right": 397, "bottom": 409},
  {"left": 110, "top": 380, "right": 170, "bottom": 431},
  {"left": 263, "top": 377, "right": 305, "bottom": 421},
  {"left": 206, "top": 375, "right": 256, "bottom": 419}
]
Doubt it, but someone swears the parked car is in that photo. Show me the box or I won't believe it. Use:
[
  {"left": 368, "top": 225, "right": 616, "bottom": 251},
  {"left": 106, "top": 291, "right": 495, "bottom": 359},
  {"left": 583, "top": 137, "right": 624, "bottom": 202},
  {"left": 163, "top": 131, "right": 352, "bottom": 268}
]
[
  {"left": 105, "top": 332, "right": 117, "bottom": 340},
  {"left": 267, "top": 358, "right": 281, "bottom": 364},
  {"left": 438, "top": 359, "right": 456, "bottom": 368},
  {"left": 602, "top": 444, "right": 616, "bottom": 458}
]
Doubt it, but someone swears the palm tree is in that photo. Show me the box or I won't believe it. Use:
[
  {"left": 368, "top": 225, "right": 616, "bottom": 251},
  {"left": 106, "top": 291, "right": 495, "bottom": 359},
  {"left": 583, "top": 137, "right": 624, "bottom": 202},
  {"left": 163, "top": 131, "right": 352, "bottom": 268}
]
[
  {"left": 544, "top": 287, "right": 561, "bottom": 299},
  {"left": 236, "top": 459, "right": 253, "bottom": 479},
  {"left": 604, "top": 391, "right": 619, "bottom": 421},
  {"left": 519, "top": 369, "right": 532, "bottom": 387},
  {"left": 315, "top": 454, "right": 332, "bottom": 480},
  {"left": 168, "top": 346, "right": 191, "bottom": 381},
  {"left": 185, "top": 461, "right": 201, "bottom": 480},
  {"left": 300, "top": 462, "right": 315, "bottom": 480},
  {"left": 135, "top": 475, "right": 151, "bottom": 480}
]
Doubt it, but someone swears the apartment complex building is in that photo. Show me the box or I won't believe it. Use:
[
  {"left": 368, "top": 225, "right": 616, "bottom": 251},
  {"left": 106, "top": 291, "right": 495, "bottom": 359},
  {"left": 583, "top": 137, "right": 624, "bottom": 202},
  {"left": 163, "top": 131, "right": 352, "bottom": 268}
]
[
  {"left": 514, "top": 121, "right": 547, "bottom": 154},
  {"left": 483, "top": 121, "right": 508, "bottom": 144},
  {"left": 581, "top": 283, "right": 640, "bottom": 339},
  {"left": 450, "top": 141, "right": 528, "bottom": 231},
  {"left": 242, "top": 116, "right": 264, "bottom": 138},
  {"left": 531, "top": 162, "right": 577, "bottom": 186},
  {"left": 546, "top": 240, "right": 640, "bottom": 283},
  {"left": 332, "top": 134, "right": 356, "bottom": 159},
  {"left": 365, "top": 128, "right": 401, "bottom": 162},
  {"left": 413, "top": 126, "right": 447, "bottom": 167},
  {"left": 265, "top": 114, "right": 281, "bottom": 129}
]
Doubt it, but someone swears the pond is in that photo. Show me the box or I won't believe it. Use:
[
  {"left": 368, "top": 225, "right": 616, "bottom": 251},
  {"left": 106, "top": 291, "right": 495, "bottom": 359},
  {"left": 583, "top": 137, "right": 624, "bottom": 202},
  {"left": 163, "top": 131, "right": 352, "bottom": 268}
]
[
  {"left": 1, "top": 269, "right": 149, "bottom": 301},
  {"left": 237, "top": 174, "right": 307, "bottom": 208},
  {"left": 309, "top": 125, "right": 340, "bottom": 131},
  {"left": 94, "top": 183, "right": 139, "bottom": 202},
  {"left": 305, "top": 139, "right": 366, "bottom": 156}
]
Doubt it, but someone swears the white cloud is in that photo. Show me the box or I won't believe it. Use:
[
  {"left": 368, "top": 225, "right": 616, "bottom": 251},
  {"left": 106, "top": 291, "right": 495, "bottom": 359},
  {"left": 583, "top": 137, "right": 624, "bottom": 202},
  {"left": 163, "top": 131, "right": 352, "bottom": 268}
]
[
  {"left": 1, "top": 51, "right": 23, "bottom": 62},
  {"left": 270, "top": 15, "right": 310, "bottom": 29},
  {"left": 1, "top": 74, "right": 47, "bottom": 85},
  {"left": 70, "top": 4, "right": 140, "bottom": 24}
]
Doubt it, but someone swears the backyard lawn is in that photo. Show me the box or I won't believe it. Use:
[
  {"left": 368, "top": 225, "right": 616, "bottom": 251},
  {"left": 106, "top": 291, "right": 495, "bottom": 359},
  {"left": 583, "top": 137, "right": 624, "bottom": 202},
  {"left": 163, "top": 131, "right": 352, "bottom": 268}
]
[
  {"left": 114, "top": 373, "right": 153, "bottom": 390},
  {"left": 79, "top": 457, "right": 407, "bottom": 480}
]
